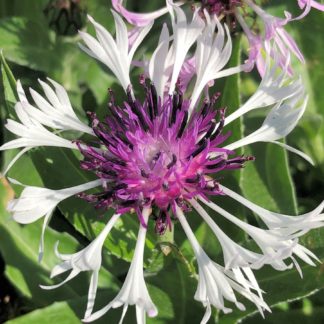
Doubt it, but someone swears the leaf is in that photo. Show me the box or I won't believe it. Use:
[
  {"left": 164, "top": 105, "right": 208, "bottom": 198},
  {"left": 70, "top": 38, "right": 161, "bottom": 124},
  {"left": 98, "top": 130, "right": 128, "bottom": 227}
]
[
  {"left": 0, "top": 50, "right": 17, "bottom": 104},
  {"left": 148, "top": 257, "right": 204, "bottom": 324},
  {"left": 0, "top": 16, "right": 114, "bottom": 107},
  {"left": 240, "top": 141, "right": 298, "bottom": 217},
  {"left": 0, "top": 0, "right": 48, "bottom": 21},
  {"left": 243, "top": 306, "right": 324, "bottom": 324},
  {"left": 0, "top": 17, "right": 61, "bottom": 72}
]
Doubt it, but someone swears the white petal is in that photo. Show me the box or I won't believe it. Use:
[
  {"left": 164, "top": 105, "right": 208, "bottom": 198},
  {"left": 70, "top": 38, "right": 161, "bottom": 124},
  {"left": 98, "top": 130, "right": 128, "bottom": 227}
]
[
  {"left": 128, "top": 20, "right": 153, "bottom": 62},
  {"left": 149, "top": 23, "right": 170, "bottom": 98},
  {"left": 40, "top": 269, "right": 80, "bottom": 290},
  {"left": 198, "top": 196, "right": 297, "bottom": 264},
  {"left": 7, "top": 179, "right": 101, "bottom": 224},
  {"left": 84, "top": 270, "right": 99, "bottom": 319},
  {"left": 189, "top": 14, "right": 245, "bottom": 113},
  {"left": 47, "top": 78, "right": 75, "bottom": 114},
  {"left": 190, "top": 199, "right": 263, "bottom": 269},
  {"left": 225, "top": 69, "right": 303, "bottom": 125},
  {"left": 84, "top": 207, "right": 157, "bottom": 322},
  {"left": 220, "top": 184, "right": 324, "bottom": 232},
  {"left": 169, "top": 6, "right": 205, "bottom": 95},
  {"left": 16, "top": 80, "right": 28, "bottom": 105},
  {"left": 225, "top": 91, "right": 307, "bottom": 151},
  {"left": 81, "top": 15, "right": 131, "bottom": 91},
  {"left": 38, "top": 211, "right": 53, "bottom": 262},
  {"left": 270, "top": 140, "right": 314, "bottom": 165},
  {"left": 119, "top": 305, "right": 128, "bottom": 324},
  {"left": 201, "top": 302, "right": 212, "bottom": 324}
]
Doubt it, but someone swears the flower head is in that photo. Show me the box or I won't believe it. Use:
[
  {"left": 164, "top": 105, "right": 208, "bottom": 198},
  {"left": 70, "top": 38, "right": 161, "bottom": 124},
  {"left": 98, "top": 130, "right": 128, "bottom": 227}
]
[
  {"left": 2, "top": 5, "right": 324, "bottom": 324},
  {"left": 76, "top": 82, "right": 251, "bottom": 229}
]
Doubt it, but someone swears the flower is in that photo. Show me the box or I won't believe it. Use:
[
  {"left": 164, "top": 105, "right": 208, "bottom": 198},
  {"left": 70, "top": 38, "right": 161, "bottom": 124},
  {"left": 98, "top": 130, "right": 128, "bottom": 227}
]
[{"left": 2, "top": 6, "right": 324, "bottom": 324}]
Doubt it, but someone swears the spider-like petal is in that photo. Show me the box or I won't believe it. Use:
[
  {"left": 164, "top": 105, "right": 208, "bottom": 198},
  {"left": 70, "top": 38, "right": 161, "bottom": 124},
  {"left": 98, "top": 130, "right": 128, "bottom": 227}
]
[
  {"left": 176, "top": 205, "right": 270, "bottom": 322},
  {"left": 41, "top": 213, "right": 120, "bottom": 318},
  {"left": 84, "top": 207, "right": 157, "bottom": 323}
]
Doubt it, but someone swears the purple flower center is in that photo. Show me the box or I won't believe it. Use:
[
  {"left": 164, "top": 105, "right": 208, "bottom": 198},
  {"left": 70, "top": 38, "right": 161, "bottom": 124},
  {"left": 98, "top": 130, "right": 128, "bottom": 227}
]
[{"left": 77, "top": 81, "right": 253, "bottom": 232}]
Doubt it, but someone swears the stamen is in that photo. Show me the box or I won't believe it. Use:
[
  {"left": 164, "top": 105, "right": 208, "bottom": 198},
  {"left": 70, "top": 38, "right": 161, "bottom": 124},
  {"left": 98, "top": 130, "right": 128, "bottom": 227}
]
[
  {"left": 141, "top": 169, "right": 150, "bottom": 178},
  {"left": 206, "top": 159, "right": 227, "bottom": 169},
  {"left": 185, "top": 174, "right": 202, "bottom": 183},
  {"left": 200, "top": 100, "right": 210, "bottom": 117},
  {"left": 198, "top": 120, "right": 217, "bottom": 145},
  {"left": 177, "top": 91, "right": 183, "bottom": 111},
  {"left": 210, "top": 109, "right": 225, "bottom": 140},
  {"left": 120, "top": 199, "right": 137, "bottom": 207},
  {"left": 108, "top": 103, "right": 126, "bottom": 131},
  {"left": 162, "top": 182, "right": 169, "bottom": 191},
  {"left": 190, "top": 139, "right": 207, "bottom": 158},
  {"left": 105, "top": 157, "right": 127, "bottom": 167},
  {"left": 150, "top": 83, "right": 158, "bottom": 117},
  {"left": 112, "top": 183, "right": 128, "bottom": 191},
  {"left": 104, "top": 170, "right": 118, "bottom": 177},
  {"left": 167, "top": 154, "right": 177, "bottom": 169},
  {"left": 177, "top": 111, "right": 188, "bottom": 138},
  {"left": 115, "top": 131, "right": 134, "bottom": 149},
  {"left": 170, "top": 93, "right": 179, "bottom": 125}
]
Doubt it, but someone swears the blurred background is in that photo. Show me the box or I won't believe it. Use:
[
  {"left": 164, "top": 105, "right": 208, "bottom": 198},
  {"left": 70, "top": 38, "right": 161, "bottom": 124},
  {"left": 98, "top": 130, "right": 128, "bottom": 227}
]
[{"left": 0, "top": 0, "right": 323, "bottom": 323}]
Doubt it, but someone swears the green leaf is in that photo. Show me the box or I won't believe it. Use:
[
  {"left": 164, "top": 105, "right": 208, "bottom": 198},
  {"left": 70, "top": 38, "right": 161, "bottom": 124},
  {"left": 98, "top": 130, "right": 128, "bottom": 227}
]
[
  {"left": 0, "top": 17, "right": 60, "bottom": 73},
  {"left": 0, "top": 0, "right": 48, "bottom": 21},
  {"left": 240, "top": 141, "right": 298, "bottom": 216},
  {"left": 0, "top": 50, "right": 17, "bottom": 105},
  {"left": 148, "top": 257, "right": 204, "bottom": 324}
]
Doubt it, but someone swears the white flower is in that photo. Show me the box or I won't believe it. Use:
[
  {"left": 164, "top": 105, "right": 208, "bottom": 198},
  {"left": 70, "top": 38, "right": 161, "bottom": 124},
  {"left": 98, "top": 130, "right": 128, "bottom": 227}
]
[
  {"left": 41, "top": 213, "right": 120, "bottom": 318},
  {"left": 83, "top": 207, "right": 157, "bottom": 323}
]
